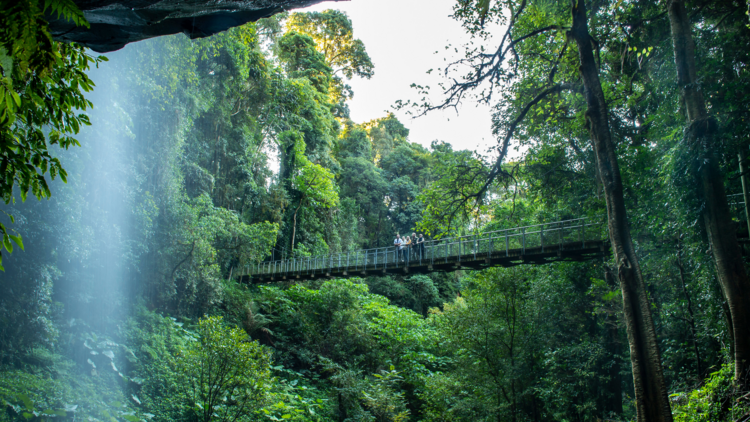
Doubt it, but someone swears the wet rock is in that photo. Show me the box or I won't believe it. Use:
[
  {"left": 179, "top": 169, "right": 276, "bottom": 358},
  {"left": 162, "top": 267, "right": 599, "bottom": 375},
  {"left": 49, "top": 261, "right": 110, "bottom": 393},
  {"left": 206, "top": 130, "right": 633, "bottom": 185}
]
[{"left": 49, "top": 0, "right": 332, "bottom": 52}]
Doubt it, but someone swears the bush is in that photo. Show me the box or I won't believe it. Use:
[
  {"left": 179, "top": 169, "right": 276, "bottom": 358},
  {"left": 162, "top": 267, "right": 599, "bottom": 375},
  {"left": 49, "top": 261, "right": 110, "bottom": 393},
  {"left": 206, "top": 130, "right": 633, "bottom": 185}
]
[
  {"left": 181, "top": 316, "right": 273, "bottom": 422},
  {"left": 671, "top": 363, "right": 750, "bottom": 421}
]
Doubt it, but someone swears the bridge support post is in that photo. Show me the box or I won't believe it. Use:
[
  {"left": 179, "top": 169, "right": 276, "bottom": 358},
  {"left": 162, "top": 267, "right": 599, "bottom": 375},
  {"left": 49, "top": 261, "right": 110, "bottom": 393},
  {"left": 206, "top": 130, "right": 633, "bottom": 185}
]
[
  {"left": 431, "top": 242, "right": 434, "bottom": 267},
  {"left": 582, "top": 222, "right": 586, "bottom": 248},
  {"left": 506, "top": 233, "right": 509, "bottom": 257},
  {"left": 541, "top": 226, "right": 544, "bottom": 252}
]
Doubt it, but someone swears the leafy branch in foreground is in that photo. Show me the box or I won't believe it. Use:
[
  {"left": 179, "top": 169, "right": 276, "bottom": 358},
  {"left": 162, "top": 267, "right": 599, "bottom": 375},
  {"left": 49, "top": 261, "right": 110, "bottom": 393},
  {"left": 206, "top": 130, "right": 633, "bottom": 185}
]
[{"left": 0, "top": 0, "right": 106, "bottom": 268}]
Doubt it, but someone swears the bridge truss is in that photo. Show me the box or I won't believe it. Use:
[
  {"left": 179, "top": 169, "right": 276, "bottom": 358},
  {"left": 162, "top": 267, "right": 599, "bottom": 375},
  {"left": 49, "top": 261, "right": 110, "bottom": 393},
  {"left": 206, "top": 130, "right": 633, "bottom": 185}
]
[{"left": 240, "top": 218, "right": 610, "bottom": 283}]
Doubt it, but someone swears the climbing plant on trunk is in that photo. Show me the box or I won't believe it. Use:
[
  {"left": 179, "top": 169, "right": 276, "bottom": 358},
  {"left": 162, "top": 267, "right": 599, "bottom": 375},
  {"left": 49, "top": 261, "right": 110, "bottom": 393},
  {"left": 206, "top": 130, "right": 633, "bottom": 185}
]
[{"left": 667, "top": 0, "right": 750, "bottom": 386}]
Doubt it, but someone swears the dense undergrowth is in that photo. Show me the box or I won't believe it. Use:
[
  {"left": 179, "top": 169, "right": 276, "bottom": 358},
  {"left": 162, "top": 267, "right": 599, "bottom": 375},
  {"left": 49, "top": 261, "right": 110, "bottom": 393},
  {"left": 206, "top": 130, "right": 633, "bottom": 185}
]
[{"left": 2, "top": 275, "right": 749, "bottom": 421}]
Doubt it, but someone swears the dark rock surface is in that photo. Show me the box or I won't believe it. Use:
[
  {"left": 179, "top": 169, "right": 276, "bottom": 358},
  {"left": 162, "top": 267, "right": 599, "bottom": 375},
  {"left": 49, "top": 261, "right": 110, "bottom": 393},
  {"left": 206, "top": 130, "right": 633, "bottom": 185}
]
[{"left": 50, "top": 0, "right": 334, "bottom": 52}]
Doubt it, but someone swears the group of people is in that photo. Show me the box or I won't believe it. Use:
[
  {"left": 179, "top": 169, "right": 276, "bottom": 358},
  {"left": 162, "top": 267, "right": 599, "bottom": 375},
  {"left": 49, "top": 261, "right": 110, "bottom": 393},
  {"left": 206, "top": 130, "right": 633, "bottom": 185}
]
[{"left": 393, "top": 232, "right": 426, "bottom": 263}]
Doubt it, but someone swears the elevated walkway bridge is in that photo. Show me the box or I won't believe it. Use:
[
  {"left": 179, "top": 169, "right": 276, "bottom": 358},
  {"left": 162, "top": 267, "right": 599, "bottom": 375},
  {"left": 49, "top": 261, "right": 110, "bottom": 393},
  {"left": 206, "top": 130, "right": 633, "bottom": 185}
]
[{"left": 239, "top": 218, "right": 610, "bottom": 283}]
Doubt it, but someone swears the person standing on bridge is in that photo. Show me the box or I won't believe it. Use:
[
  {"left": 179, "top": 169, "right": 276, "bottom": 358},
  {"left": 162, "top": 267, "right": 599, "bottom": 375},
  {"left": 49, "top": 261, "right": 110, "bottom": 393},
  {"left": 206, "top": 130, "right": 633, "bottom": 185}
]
[
  {"left": 417, "top": 233, "right": 425, "bottom": 260},
  {"left": 410, "top": 233, "right": 418, "bottom": 260},
  {"left": 394, "top": 234, "right": 403, "bottom": 262},
  {"left": 403, "top": 234, "right": 412, "bottom": 264}
]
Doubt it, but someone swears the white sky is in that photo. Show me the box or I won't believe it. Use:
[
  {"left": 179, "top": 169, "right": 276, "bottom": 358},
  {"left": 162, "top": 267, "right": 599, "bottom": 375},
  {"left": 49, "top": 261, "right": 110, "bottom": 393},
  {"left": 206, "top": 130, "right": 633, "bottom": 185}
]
[{"left": 299, "top": 0, "right": 498, "bottom": 155}]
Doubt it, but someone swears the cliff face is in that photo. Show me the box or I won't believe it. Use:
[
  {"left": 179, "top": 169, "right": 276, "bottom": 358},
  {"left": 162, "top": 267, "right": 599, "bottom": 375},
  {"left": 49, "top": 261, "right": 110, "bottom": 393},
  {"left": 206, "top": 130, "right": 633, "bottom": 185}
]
[{"left": 49, "top": 0, "right": 332, "bottom": 52}]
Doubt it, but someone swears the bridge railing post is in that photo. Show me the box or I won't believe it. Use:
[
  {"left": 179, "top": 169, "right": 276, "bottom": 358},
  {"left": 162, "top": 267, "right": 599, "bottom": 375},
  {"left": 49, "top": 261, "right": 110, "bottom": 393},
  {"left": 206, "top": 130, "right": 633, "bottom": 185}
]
[
  {"left": 430, "top": 240, "right": 434, "bottom": 267},
  {"left": 522, "top": 227, "right": 526, "bottom": 254},
  {"left": 540, "top": 225, "right": 544, "bottom": 252},
  {"left": 505, "top": 231, "right": 509, "bottom": 256},
  {"left": 582, "top": 220, "right": 586, "bottom": 248},
  {"left": 458, "top": 238, "right": 461, "bottom": 264}
]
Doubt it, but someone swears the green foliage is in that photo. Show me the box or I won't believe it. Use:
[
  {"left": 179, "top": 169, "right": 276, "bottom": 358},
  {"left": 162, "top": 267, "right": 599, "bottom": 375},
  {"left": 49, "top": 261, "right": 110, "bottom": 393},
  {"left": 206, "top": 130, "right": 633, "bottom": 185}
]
[
  {"left": 287, "top": 10, "right": 374, "bottom": 80},
  {"left": 124, "top": 308, "right": 194, "bottom": 421},
  {"left": 0, "top": 346, "right": 140, "bottom": 422},
  {"left": 416, "top": 141, "right": 490, "bottom": 238},
  {"left": 287, "top": 10, "right": 373, "bottom": 109},
  {"left": 259, "top": 367, "right": 331, "bottom": 422},
  {"left": 157, "top": 193, "right": 278, "bottom": 314},
  {"left": 292, "top": 137, "right": 339, "bottom": 212},
  {"left": 671, "top": 363, "right": 750, "bottom": 421},
  {"left": 182, "top": 316, "right": 273, "bottom": 422},
  {"left": 0, "top": 0, "right": 105, "bottom": 266},
  {"left": 277, "top": 32, "right": 333, "bottom": 95}
]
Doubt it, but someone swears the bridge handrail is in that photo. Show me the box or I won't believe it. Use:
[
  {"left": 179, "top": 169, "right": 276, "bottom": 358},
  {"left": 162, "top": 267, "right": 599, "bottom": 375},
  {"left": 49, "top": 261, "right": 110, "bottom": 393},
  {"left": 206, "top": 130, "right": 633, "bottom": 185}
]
[{"left": 245, "top": 216, "right": 607, "bottom": 277}]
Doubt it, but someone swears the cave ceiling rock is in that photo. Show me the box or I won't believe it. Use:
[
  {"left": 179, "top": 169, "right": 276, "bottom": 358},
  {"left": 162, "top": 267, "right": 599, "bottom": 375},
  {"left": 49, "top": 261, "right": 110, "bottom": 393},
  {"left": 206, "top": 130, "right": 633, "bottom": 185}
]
[{"left": 50, "top": 0, "right": 337, "bottom": 52}]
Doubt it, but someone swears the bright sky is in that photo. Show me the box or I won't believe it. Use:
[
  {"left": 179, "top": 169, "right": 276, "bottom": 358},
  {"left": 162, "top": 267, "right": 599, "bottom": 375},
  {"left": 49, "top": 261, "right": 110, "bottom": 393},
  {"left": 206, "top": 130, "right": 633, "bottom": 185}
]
[{"left": 300, "top": 0, "right": 498, "bottom": 155}]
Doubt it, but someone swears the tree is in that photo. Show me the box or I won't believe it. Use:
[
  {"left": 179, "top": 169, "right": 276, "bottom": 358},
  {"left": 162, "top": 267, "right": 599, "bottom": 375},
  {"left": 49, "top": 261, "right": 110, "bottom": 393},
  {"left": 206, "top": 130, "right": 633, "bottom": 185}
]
[
  {"left": 667, "top": 0, "right": 750, "bottom": 386},
  {"left": 416, "top": 0, "right": 673, "bottom": 419},
  {"left": 287, "top": 10, "right": 374, "bottom": 80},
  {"left": 181, "top": 316, "right": 273, "bottom": 422},
  {"left": 287, "top": 9, "right": 374, "bottom": 108},
  {"left": 567, "top": 1, "right": 672, "bottom": 419},
  {"left": 426, "top": 267, "right": 538, "bottom": 421},
  {"left": 286, "top": 132, "right": 339, "bottom": 253}
]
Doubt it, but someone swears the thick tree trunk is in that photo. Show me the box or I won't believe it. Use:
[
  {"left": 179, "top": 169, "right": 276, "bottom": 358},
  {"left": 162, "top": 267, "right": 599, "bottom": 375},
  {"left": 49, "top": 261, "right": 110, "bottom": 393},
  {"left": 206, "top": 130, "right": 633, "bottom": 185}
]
[
  {"left": 676, "top": 246, "right": 703, "bottom": 379},
  {"left": 668, "top": 0, "right": 750, "bottom": 385},
  {"left": 604, "top": 267, "right": 624, "bottom": 414},
  {"left": 569, "top": 1, "right": 673, "bottom": 420}
]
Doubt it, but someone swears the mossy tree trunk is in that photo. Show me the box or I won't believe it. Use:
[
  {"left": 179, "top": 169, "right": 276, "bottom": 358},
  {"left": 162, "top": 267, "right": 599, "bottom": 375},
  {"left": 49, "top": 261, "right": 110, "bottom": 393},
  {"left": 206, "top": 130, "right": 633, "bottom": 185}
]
[
  {"left": 569, "top": 1, "right": 673, "bottom": 420},
  {"left": 668, "top": 0, "right": 750, "bottom": 386}
]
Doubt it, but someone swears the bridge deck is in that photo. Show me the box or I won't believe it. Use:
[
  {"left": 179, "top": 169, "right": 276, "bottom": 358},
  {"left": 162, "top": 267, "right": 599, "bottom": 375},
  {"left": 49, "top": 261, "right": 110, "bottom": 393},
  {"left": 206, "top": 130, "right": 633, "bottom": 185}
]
[{"left": 239, "top": 218, "right": 610, "bottom": 283}]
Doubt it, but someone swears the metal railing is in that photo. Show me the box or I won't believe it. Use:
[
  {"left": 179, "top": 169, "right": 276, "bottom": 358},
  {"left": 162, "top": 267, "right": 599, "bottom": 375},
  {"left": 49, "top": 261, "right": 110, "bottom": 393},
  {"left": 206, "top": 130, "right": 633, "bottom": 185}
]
[
  {"left": 244, "top": 217, "right": 606, "bottom": 278},
  {"left": 728, "top": 193, "right": 748, "bottom": 222}
]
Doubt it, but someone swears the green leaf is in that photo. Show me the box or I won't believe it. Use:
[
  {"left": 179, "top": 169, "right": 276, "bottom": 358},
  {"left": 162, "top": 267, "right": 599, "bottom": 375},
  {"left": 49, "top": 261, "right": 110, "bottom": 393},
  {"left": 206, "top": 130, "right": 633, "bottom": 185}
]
[
  {"left": 477, "top": 0, "right": 491, "bottom": 25},
  {"left": 4, "top": 235, "right": 13, "bottom": 253},
  {"left": 5, "top": 91, "right": 13, "bottom": 111},
  {"left": 17, "top": 395, "right": 33, "bottom": 411},
  {"left": 42, "top": 409, "right": 67, "bottom": 417},
  {"left": 9, "top": 235, "right": 23, "bottom": 251}
]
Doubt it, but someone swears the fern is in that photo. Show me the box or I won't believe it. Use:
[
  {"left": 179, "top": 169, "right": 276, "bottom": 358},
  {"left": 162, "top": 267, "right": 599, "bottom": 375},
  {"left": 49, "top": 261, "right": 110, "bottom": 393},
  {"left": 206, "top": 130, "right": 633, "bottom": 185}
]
[{"left": 43, "top": 0, "right": 89, "bottom": 28}]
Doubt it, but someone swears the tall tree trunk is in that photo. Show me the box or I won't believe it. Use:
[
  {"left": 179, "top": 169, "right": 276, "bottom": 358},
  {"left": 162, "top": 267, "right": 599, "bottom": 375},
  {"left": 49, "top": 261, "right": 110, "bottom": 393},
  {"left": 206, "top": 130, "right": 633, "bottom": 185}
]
[
  {"left": 668, "top": 0, "right": 750, "bottom": 386},
  {"left": 676, "top": 245, "right": 703, "bottom": 379},
  {"left": 604, "top": 266, "right": 624, "bottom": 414},
  {"left": 569, "top": 1, "right": 673, "bottom": 420}
]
